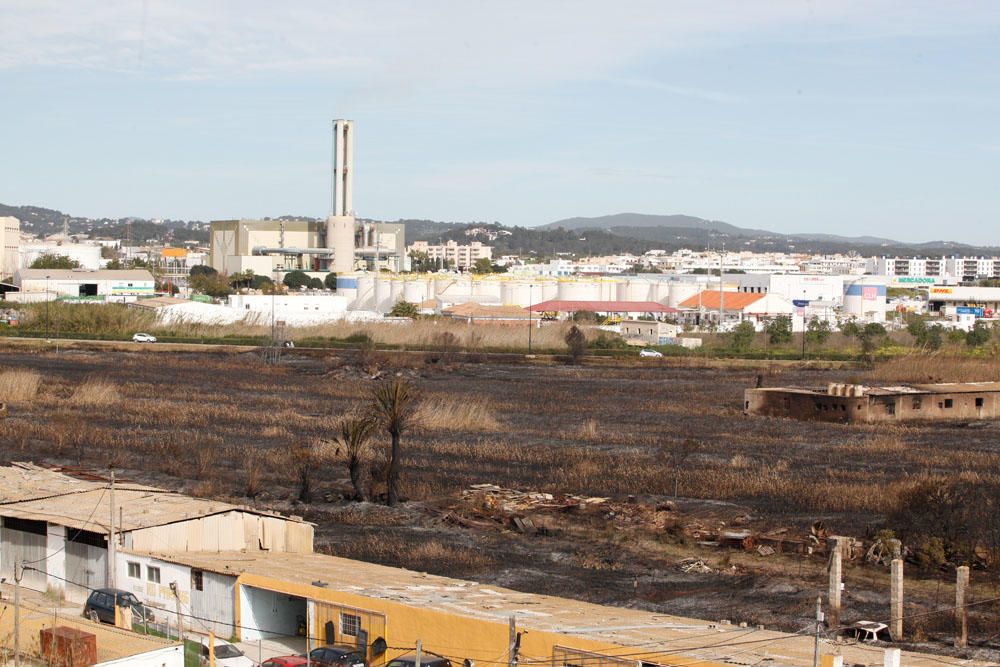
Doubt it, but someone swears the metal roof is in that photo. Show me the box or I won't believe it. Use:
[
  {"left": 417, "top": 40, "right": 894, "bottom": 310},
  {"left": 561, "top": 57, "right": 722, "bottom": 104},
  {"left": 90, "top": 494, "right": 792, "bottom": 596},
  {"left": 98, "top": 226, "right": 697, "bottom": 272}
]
[
  {"left": 677, "top": 291, "right": 765, "bottom": 311},
  {"left": 15, "top": 268, "right": 155, "bottom": 281},
  {"left": 526, "top": 300, "right": 678, "bottom": 313},
  {"left": 0, "top": 463, "right": 306, "bottom": 533},
  {"left": 139, "top": 549, "right": 979, "bottom": 667}
]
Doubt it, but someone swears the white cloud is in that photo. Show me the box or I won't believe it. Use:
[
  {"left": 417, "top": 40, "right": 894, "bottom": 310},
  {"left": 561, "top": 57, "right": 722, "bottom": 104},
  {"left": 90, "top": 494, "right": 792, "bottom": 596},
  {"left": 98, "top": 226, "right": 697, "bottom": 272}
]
[{"left": 3, "top": 0, "right": 999, "bottom": 88}]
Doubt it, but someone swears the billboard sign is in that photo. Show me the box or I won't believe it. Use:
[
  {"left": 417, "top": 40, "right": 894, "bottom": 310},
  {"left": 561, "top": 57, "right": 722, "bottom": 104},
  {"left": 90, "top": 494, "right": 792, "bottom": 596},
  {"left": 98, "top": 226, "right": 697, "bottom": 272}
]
[
  {"left": 956, "top": 307, "right": 984, "bottom": 317},
  {"left": 792, "top": 299, "right": 810, "bottom": 307}
]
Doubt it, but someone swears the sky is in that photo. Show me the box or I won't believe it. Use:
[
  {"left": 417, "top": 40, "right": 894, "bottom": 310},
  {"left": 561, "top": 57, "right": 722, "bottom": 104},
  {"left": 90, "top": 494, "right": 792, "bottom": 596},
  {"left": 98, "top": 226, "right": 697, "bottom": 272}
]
[{"left": 2, "top": 1, "right": 1000, "bottom": 244}]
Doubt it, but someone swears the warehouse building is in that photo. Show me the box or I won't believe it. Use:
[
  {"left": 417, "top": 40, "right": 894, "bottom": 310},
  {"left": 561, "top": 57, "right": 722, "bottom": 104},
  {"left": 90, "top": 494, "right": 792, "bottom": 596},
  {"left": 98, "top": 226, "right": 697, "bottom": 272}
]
[
  {"left": 11, "top": 268, "right": 156, "bottom": 302},
  {"left": 744, "top": 382, "right": 1000, "bottom": 423},
  {"left": 0, "top": 463, "right": 312, "bottom": 614}
]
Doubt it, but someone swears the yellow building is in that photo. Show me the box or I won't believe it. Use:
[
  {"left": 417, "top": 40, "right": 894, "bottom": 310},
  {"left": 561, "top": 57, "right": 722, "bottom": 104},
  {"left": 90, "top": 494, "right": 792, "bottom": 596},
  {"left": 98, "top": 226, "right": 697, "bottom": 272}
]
[{"left": 123, "top": 550, "right": 977, "bottom": 667}]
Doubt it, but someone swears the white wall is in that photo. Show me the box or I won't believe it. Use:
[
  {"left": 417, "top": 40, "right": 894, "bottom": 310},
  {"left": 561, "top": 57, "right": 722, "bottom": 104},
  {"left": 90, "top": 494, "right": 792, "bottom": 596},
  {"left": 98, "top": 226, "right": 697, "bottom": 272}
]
[
  {"left": 21, "top": 244, "right": 102, "bottom": 270},
  {"left": 95, "top": 644, "right": 184, "bottom": 667},
  {"left": 118, "top": 553, "right": 193, "bottom": 628},
  {"left": 239, "top": 585, "right": 306, "bottom": 642}
]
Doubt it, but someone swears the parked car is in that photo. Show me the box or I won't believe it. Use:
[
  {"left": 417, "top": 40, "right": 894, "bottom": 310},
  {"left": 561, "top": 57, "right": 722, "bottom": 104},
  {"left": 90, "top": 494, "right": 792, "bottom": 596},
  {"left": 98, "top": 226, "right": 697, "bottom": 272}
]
[
  {"left": 262, "top": 657, "right": 309, "bottom": 667},
  {"left": 385, "top": 653, "right": 452, "bottom": 667},
  {"left": 198, "top": 637, "right": 256, "bottom": 667},
  {"left": 639, "top": 348, "right": 663, "bottom": 358},
  {"left": 132, "top": 332, "right": 157, "bottom": 343},
  {"left": 306, "top": 646, "right": 367, "bottom": 667},
  {"left": 83, "top": 588, "right": 152, "bottom": 624}
]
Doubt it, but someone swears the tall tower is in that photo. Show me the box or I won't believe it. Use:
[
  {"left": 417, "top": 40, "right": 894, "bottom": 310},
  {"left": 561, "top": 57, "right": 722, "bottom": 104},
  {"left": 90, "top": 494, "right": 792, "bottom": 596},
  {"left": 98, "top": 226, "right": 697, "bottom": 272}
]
[
  {"left": 327, "top": 119, "right": 357, "bottom": 274},
  {"left": 332, "top": 119, "right": 353, "bottom": 216}
]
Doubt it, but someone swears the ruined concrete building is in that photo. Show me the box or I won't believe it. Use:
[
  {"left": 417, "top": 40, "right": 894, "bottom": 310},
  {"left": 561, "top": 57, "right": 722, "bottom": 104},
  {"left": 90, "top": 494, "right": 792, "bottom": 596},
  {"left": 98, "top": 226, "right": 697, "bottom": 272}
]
[{"left": 744, "top": 381, "right": 1000, "bottom": 423}]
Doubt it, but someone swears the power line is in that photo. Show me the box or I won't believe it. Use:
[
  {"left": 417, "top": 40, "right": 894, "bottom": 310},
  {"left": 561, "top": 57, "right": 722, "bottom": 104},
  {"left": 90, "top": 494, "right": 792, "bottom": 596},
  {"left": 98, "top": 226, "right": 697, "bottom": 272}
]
[{"left": 21, "top": 486, "right": 108, "bottom": 566}]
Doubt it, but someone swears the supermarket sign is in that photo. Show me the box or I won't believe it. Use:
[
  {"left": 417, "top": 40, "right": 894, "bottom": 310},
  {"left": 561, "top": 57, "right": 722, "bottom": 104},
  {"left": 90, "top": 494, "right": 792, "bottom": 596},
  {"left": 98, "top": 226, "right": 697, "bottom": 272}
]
[{"left": 890, "top": 276, "right": 937, "bottom": 287}]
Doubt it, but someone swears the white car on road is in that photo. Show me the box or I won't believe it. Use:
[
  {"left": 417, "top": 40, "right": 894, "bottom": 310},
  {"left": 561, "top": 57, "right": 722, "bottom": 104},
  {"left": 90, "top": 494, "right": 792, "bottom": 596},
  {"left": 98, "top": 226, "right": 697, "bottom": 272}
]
[
  {"left": 639, "top": 348, "right": 663, "bottom": 358},
  {"left": 132, "top": 333, "right": 157, "bottom": 343}
]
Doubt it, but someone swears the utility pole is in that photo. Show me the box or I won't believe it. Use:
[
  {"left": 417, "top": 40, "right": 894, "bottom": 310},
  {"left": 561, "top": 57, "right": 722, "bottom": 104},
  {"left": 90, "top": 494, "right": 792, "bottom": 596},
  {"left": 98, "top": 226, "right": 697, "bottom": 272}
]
[
  {"left": 812, "top": 595, "right": 823, "bottom": 667},
  {"left": 414, "top": 639, "right": 422, "bottom": 667},
  {"left": 527, "top": 285, "right": 533, "bottom": 354},
  {"left": 108, "top": 471, "right": 116, "bottom": 588},
  {"left": 170, "top": 582, "right": 184, "bottom": 645},
  {"left": 508, "top": 615, "right": 519, "bottom": 667},
  {"left": 14, "top": 559, "right": 21, "bottom": 667}
]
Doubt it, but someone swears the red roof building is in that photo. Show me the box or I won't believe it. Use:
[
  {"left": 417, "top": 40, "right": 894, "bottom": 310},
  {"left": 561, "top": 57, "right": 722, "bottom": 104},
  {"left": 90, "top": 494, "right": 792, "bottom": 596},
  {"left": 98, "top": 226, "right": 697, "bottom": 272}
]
[{"left": 527, "top": 300, "right": 679, "bottom": 314}]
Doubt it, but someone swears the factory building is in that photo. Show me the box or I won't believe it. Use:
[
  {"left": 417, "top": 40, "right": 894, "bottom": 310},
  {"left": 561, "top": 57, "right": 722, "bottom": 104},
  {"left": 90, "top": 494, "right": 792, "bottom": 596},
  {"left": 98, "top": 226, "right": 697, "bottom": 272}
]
[
  {"left": 11, "top": 268, "right": 156, "bottom": 302},
  {"left": 209, "top": 120, "right": 405, "bottom": 278},
  {"left": 677, "top": 290, "right": 798, "bottom": 330}
]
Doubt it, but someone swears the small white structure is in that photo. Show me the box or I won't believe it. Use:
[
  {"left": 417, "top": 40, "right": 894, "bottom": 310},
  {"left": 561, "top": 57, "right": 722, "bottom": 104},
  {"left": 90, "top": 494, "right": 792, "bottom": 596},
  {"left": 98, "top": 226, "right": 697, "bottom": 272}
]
[
  {"left": 228, "top": 293, "right": 350, "bottom": 326},
  {"left": 620, "top": 319, "right": 680, "bottom": 345},
  {"left": 13, "top": 268, "right": 155, "bottom": 302}
]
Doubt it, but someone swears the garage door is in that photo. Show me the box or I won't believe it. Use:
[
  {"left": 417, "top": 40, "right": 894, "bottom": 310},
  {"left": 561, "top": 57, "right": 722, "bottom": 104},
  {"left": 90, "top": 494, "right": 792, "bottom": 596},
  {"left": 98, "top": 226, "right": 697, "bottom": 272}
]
[
  {"left": 65, "top": 529, "right": 107, "bottom": 601},
  {"left": 1, "top": 518, "right": 48, "bottom": 591}
]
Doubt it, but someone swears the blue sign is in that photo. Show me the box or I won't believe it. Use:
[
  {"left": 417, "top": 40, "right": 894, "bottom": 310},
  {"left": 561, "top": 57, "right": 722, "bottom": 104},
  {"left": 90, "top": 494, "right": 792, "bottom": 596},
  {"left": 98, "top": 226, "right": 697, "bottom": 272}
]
[
  {"left": 792, "top": 299, "right": 810, "bottom": 307},
  {"left": 956, "top": 306, "right": 984, "bottom": 317}
]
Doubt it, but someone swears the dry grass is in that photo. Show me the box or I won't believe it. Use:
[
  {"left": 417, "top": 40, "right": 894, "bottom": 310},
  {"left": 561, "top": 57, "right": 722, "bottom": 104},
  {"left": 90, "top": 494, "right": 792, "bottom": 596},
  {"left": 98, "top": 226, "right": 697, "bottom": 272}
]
[
  {"left": 869, "top": 354, "right": 1000, "bottom": 384},
  {"left": 576, "top": 418, "right": 600, "bottom": 439},
  {"left": 415, "top": 397, "right": 500, "bottom": 432},
  {"left": 0, "top": 369, "right": 41, "bottom": 404},
  {"left": 323, "top": 534, "right": 495, "bottom": 573},
  {"left": 70, "top": 379, "right": 120, "bottom": 406}
]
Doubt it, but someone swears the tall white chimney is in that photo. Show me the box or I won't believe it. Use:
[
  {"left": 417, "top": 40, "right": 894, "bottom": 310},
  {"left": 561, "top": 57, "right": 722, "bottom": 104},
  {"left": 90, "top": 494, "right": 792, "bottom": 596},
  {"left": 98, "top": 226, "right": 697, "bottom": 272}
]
[{"left": 332, "top": 119, "right": 353, "bottom": 216}]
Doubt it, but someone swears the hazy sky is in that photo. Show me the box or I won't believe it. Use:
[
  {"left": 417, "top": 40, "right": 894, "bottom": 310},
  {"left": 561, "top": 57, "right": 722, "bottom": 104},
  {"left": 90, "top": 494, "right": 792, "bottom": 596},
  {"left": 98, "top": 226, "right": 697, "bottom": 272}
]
[{"left": 2, "top": 1, "right": 1000, "bottom": 243}]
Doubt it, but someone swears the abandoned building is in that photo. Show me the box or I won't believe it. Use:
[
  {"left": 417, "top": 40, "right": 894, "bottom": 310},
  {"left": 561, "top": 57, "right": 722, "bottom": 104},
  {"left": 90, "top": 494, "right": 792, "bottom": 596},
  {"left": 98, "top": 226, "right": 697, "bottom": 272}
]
[{"left": 744, "top": 381, "right": 1000, "bottom": 423}]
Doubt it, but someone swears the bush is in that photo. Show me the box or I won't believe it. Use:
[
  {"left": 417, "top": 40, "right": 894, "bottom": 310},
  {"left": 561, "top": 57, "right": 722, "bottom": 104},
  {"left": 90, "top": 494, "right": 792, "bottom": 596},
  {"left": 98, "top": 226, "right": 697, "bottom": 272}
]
[
  {"left": 283, "top": 270, "right": 311, "bottom": 289},
  {"left": 966, "top": 321, "right": 992, "bottom": 347},
  {"left": 805, "top": 318, "right": 832, "bottom": 347},
  {"left": 565, "top": 325, "right": 587, "bottom": 362},
  {"left": 30, "top": 254, "right": 80, "bottom": 269},
  {"left": 324, "top": 273, "right": 337, "bottom": 290},
  {"left": 729, "top": 321, "right": 756, "bottom": 352},
  {"left": 766, "top": 316, "right": 793, "bottom": 345},
  {"left": 591, "top": 332, "right": 627, "bottom": 350},
  {"left": 389, "top": 301, "right": 419, "bottom": 318}
]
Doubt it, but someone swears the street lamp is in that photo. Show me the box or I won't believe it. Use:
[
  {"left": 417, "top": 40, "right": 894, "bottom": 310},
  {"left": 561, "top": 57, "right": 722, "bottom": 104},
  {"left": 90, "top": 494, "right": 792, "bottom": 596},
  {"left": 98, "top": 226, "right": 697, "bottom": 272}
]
[{"left": 801, "top": 289, "right": 807, "bottom": 359}]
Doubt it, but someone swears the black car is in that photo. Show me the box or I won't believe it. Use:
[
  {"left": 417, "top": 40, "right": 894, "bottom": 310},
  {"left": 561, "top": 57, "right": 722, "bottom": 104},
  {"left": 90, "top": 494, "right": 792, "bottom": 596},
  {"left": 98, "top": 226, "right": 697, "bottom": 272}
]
[
  {"left": 83, "top": 588, "right": 151, "bottom": 624},
  {"left": 306, "top": 646, "right": 368, "bottom": 667},
  {"left": 385, "top": 653, "right": 451, "bottom": 667}
]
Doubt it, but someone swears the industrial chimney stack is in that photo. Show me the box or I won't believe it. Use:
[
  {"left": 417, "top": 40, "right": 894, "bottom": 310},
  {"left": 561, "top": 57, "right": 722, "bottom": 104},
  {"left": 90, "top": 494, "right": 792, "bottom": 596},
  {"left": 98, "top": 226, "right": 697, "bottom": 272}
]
[{"left": 326, "top": 119, "right": 357, "bottom": 274}]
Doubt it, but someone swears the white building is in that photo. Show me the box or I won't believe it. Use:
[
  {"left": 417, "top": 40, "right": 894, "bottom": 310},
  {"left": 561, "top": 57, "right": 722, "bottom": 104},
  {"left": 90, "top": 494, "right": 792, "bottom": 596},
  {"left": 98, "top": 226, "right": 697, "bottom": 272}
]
[
  {"left": 0, "top": 463, "right": 312, "bottom": 615},
  {"left": 0, "top": 216, "right": 20, "bottom": 278},
  {"left": 13, "top": 268, "right": 155, "bottom": 301},
  {"left": 407, "top": 240, "right": 492, "bottom": 270}
]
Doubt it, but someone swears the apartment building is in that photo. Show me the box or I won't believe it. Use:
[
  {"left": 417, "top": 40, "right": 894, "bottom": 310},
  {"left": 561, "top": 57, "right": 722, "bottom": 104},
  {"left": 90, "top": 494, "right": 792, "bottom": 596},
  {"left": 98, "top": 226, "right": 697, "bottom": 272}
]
[{"left": 407, "top": 240, "right": 492, "bottom": 269}]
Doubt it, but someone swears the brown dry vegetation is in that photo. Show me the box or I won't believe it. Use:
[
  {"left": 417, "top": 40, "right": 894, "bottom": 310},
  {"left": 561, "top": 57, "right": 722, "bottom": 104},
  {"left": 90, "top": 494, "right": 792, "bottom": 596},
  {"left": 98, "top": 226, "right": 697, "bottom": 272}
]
[{"left": 3, "top": 349, "right": 1000, "bottom": 654}]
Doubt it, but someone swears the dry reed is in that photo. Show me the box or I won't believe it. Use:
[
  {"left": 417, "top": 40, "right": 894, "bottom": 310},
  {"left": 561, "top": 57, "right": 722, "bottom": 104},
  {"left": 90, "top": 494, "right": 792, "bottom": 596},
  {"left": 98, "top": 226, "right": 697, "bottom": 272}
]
[
  {"left": 415, "top": 397, "right": 500, "bottom": 432},
  {"left": 70, "top": 379, "right": 120, "bottom": 406},
  {"left": 0, "top": 370, "right": 41, "bottom": 404}
]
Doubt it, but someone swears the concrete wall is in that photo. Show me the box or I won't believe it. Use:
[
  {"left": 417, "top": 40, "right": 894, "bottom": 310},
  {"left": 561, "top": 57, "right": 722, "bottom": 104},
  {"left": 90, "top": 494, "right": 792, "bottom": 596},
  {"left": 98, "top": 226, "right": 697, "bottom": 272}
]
[
  {"left": 744, "top": 389, "right": 868, "bottom": 423},
  {"left": 119, "top": 552, "right": 193, "bottom": 626},
  {"left": 125, "top": 511, "right": 313, "bottom": 555}
]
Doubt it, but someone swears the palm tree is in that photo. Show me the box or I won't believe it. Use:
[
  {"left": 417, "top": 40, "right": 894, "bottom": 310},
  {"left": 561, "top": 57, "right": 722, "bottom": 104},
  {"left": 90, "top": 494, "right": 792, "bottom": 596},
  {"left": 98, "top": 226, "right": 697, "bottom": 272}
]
[
  {"left": 336, "top": 413, "right": 378, "bottom": 501},
  {"left": 370, "top": 379, "right": 419, "bottom": 506}
]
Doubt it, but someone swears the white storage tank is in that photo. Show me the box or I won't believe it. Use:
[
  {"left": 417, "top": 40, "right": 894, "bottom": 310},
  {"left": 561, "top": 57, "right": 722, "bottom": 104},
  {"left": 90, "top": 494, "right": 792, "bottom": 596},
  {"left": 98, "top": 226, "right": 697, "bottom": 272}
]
[
  {"left": 353, "top": 274, "right": 376, "bottom": 310},
  {"left": 843, "top": 280, "right": 888, "bottom": 323},
  {"left": 374, "top": 278, "right": 392, "bottom": 313},
  {"left": 403, "top": 280, "right": 427, "bottom": 304},
  {"left": 667, "top": 282, "right": 701, "bottom": 308}
]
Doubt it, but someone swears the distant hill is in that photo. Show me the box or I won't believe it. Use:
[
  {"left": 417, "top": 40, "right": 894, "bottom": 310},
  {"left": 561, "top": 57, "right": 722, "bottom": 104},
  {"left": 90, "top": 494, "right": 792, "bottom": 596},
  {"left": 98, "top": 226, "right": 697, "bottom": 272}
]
[
  {"left": 0, "top": 202, "right": 209, "bottom": 243},
  {"left": 537, "top": 212, "right": 995, "bottom": 256}
]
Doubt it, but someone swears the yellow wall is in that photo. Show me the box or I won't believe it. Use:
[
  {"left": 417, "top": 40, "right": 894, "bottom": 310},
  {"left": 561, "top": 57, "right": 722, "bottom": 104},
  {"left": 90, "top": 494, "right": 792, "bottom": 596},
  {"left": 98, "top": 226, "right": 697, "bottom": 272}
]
[{"left": 233, "top": 574, "right": 721, "bottom": 667}]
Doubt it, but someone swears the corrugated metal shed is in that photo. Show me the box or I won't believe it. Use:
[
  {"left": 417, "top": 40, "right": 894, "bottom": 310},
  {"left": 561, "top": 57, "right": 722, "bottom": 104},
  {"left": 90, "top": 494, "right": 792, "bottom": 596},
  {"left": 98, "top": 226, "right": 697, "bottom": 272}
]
[{"left": 0, "top": 463, "right": 313, "bottom": 553}]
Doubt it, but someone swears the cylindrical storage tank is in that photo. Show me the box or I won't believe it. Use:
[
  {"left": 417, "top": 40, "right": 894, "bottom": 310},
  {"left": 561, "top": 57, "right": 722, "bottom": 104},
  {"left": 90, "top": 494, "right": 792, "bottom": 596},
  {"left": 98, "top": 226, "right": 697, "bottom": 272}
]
[
  {"left": 374, "top": 278, "right": 392, "bottom": 313},
  {"left": 503, "top": 281, "right": 530, "bottom": 306},
  {"left": 624, "top": 280, "right": 651, "bottom": 302},
  {"left": 389, "top": 279, "right": 404, "bottom": 305},
  {"left": 558, "top": 281, "right": 595, "bottom": 302},
  {"left": 403, "top": 280, "right": 426, "bottom": 304},
  {"left": 539, "top": 282, "right": 559, "bottom": 303},
  {"left": 667, "top": 283, "right": 701, "bottom": 308},
  {"left": 353, "top": 274, "right": 375, "bottom": 310},
  {"left": 473, "top": 279, "right": 502, "bottom": 300},
  {"left": 827, "top": 382, "right": 838, "bottom": 396},
  {"left": 651, "top": 281, "right": 672, "bottom": 303},
  {"left": 842, "top": 281, "right": 888, "bottom": 323}
]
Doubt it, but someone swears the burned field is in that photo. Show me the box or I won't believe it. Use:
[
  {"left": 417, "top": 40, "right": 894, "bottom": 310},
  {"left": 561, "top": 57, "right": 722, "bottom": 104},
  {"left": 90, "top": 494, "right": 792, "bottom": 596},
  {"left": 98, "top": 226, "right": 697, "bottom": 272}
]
[{"left": 2, "top": 347, "right": 999, "bottom": 656}]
